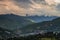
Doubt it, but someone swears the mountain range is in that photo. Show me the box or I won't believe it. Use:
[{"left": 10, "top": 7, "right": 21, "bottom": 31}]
[
  {"left": 0, "top": 14, "right": 34, "bottom": 30},
  {"left": 26, "top": 15, "right": 58, "bottom": 23},
  {"left": 20, "top": 17, "right": 60, "bottom": 35},
  {"left": 0, "top": 14, "right": 59, "bottom": 37}
]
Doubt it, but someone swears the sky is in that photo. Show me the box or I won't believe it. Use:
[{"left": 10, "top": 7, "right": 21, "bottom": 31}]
[{"left": 0, "top": 0, "right": 60, "bottom": 16}]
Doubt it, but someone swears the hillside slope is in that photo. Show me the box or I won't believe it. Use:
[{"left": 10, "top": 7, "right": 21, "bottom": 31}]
[
  {"left": 0, "top": 14, "right": 34, "bottom": 30},
  {"left": 20, "top": 17, "right": 60, "bottom": 34}
]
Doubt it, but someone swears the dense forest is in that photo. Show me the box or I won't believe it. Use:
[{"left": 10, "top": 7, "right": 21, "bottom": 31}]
[{"left": 0, "top": 32, "right": 59, "bottom": 40}]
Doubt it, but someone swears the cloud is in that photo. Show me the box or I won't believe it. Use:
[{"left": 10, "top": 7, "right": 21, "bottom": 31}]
[
  {"left": 45, "top": 0, "right": 56, "bottom": 5},
  {"left": 0, "top": 0, "right": 27, "bottom": 16},
  {"left": 55, "top": 0, "right": 60, "bottom": 3},
  {"left": 26, "top": 0, "right": 59, "bottom": 16},
  {"left": 0, "top": 0, "right": 60, "bottom": 16}
]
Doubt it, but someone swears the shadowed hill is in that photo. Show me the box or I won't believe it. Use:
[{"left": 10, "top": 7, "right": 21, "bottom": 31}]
[
  {"left": 0, "top": 14, "right": 35, "bottom": 36},
  {"left": 0, "top": 14, "right": 34, "bottom": 30},
  {"left": 0, "top": 27, "right": 14, "bottom": 39},
  {"left": 20, "top": 17, "right": 60, "bottom": 34}
]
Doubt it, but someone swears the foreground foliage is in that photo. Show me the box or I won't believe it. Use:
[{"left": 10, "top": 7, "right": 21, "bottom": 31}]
[{"left": 0, "top": 32, "right": 59, "bottom": 40}]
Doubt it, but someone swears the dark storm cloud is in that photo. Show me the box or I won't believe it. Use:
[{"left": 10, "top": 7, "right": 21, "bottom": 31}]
[
  {"left": 14, "top": 0, "right": 47, "bottom": 8},
  {"left": 0, "top": 0, "right": 2, "bottom": 1},
  {"left": 15, "top": 0, "right": 31, "bottom": 3},
  {"left": 56, "top": 4, "right": 60, "bottom": 11},
  {"left": 32, "top": 0, "right": 47, "bottom": 5},
  {"left": 14, "top": 0, "right": 31, "bottom": 8},
  {"left": 15, "top": 0, "right": 46, "bottom": 4}
]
